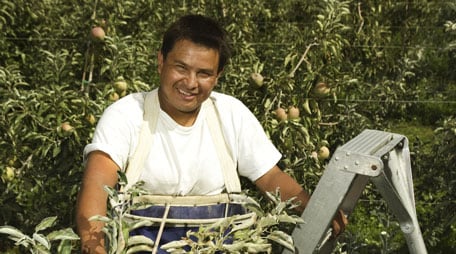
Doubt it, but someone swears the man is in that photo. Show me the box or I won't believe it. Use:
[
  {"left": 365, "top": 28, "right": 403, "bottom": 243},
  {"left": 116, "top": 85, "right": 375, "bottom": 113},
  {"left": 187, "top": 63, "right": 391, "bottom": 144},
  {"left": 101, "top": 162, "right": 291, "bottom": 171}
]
[{"left": 76, "top": 14, "right": 346, "bottom": 253}]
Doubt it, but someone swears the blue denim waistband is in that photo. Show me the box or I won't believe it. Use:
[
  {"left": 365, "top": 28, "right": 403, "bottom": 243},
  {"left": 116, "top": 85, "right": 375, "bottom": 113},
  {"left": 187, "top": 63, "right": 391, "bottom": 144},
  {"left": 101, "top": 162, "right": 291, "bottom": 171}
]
[{"left": 130, "top": 202, "right": 246, "bottom": 220}]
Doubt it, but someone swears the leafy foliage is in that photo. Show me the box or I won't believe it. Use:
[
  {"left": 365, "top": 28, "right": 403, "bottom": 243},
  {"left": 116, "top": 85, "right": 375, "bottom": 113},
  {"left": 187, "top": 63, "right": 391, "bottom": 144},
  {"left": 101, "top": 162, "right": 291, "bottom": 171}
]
[
  {"left": 89, "top": 176, "right": 156, "bottom": 254},
  {"left": 90, "top": 174, "right": 302, "bottom": 254},
  {"left": 0, "top": 216, "right": 79, "bottom": 253},
  {"left": 161, "top": 190, "right": 303, "bottom": 254}
]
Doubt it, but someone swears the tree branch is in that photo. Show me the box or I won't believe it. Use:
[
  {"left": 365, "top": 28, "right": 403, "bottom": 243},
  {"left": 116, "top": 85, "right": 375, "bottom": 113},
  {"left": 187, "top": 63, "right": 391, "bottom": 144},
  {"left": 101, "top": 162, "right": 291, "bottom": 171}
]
[{"left": 288, "top": 42, "right": 318, "bottom": 78}]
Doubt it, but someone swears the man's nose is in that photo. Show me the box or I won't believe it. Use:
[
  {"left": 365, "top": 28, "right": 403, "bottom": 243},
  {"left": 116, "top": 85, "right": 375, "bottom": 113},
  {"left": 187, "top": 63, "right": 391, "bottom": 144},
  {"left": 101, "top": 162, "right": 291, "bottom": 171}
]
[{"left": 186, "top": 73, "right": 198, "bottom": 88}]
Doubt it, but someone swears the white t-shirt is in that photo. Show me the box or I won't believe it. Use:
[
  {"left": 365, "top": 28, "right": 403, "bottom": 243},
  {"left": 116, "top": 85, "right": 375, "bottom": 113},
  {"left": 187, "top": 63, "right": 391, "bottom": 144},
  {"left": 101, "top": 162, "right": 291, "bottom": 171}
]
[{"left": 84, "top": 89, "right": 281, "bottom": 195}]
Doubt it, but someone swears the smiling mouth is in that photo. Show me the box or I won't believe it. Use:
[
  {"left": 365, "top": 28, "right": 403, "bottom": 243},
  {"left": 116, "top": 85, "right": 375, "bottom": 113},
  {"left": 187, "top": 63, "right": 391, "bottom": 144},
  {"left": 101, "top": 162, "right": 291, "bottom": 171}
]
[{"left": 178, "top": 88, "right": 195, "bottom": 97}]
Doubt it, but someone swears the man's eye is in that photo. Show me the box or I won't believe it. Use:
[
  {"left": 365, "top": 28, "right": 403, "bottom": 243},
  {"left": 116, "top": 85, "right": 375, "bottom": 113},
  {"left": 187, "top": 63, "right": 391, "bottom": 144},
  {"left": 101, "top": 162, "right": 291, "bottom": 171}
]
[
  {"left": 198, "top": 72, "right": 212, "bottom": 78},
  {"left": 175, "top": 65, "right": 186, "bottom": 71}
]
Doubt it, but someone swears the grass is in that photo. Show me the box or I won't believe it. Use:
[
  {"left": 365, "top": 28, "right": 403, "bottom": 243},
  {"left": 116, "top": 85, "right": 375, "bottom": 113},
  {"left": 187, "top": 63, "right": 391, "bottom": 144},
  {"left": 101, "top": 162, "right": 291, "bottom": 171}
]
[{"left": 387, "top": 120, "right": 435, "bottom": 154}]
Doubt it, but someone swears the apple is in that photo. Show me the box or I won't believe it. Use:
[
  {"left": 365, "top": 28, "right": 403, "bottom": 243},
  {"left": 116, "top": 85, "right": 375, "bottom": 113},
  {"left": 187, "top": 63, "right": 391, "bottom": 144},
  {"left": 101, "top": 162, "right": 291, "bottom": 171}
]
[
  {"left": 113, "top": 80, "right": 128, "bottom": 93},
  {"left": 109, "top": 92, "right": 120, "bottom": 102},
  {"left": 61, "top": 122, "right": 74, "bottom": 132},
  {"left": 91, "top": 26, "right": 105, "bottom": 41},
  {"left": 288, "top": 106, "right": 300, "bottom": 119},
  {"left": 318, "top": 146, "right": 330, "bottom": 160},
  {"left": 310, "top": 151, "right": 318, "bottom": 160},
  {"left": 86, "top": 114, "right": 96, "bottom": 125},
  {"left": 274, "top": 107, "right": 288, "bottom": 122},
  {"left": 4, "top": 166, "right": 15, "bottom": 181},
  {"left": 313, "top": 82, "right": 330, "bottom": 97},
  {"left": 7, "top": 156, "right": 17, "bottom": 167},
  {"left": 250, "top": 73, "right": 264, "bottom": 87}
]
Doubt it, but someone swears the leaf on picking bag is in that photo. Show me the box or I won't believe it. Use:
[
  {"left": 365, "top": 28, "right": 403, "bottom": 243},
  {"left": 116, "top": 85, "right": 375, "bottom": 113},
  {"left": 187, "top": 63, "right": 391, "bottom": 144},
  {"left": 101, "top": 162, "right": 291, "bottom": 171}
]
[{"left": 35, "top": 216, "right": 58, "bottom": 232}]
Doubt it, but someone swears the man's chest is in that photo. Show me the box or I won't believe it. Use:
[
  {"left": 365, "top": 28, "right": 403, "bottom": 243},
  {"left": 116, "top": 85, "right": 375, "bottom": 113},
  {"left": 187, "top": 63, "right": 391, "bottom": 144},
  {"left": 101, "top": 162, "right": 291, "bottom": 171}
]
[{"left": 138, "top": 125, "right": 226, "bottom": 195}]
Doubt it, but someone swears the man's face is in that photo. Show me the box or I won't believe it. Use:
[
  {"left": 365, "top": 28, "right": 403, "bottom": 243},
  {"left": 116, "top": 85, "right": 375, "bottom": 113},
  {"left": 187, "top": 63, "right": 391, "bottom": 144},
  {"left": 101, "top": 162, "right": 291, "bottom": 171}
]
[{"left": 157, "top": 39, "right": 220, "bottom": 125}]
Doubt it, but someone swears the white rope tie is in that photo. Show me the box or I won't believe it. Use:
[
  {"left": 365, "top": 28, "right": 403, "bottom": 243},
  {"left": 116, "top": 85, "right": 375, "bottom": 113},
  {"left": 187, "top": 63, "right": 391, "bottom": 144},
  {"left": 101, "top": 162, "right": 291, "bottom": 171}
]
[{"left": 152, "top": 203, "right": 171, "bottom": 254}]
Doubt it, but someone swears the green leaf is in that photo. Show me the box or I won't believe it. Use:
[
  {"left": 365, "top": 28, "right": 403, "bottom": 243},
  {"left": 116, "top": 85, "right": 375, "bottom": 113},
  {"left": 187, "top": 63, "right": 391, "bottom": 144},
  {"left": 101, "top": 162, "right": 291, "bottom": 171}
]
[
  {"left": 52, "top": 146, "right": 61, "bottom": 157},
  {"left": 274, "top": 202, "right": 287, "bottom": 214},
  {"left": 129, "top": 220, "right": 154, "bottom": 230},
  {"left": 126, "top": 244, "right": 155, "bottom": 254},
  {"left": 47, "top": 228, "right": 80, "bottom": 241},
  {"left": 231, "top": 216, "right": 256, "bottom": 232},
  {"left": 160, "top": 239, "right": 189, "bottom": 250},
  {"left": 57, "top": 240, "right": 73, "bottom": 254},
  {"left": 103, "top": 185, "right": 117, "bottom": 198},
  {"left": 127, "top": 235, "right": 154, "bottom": 247},
  {"left": 277, "top": 214, "right": 302, "bottom": 224},
  {"left": 245, "top": 242, "right": 271, "bottom": 253},
  {"left": 257, "top": 214, "right": 278, "bottom": 228},
  {"left": 33, "top": 244, "right": 52, "bottom": 254},
  {"left": 222, "top": 241, "right": 245, "bottom": 252},
  {"left": 266, "top": 230, "right": 294, "bottom": 251},
  {"left": 117, "top": 171, "right": 128, "bottom": 186},
  {"left": 35, "top": 216, "right": 57, "bottom": 232},
  {"left": 33, "top": 232, "right": 50, "bottom": 249},
  {"left": 89, "top": 215, "right": 112, "bottom": 223},
  {"left": 0, "top": 225, "right": 29, "bottom": 241}
]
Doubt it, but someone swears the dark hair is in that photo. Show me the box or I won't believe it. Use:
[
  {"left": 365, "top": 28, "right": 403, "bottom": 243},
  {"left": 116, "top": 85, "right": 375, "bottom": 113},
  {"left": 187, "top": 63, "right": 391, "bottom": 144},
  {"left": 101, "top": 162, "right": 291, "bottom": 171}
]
[{"left": 161, "top": 14, "right": 231, "bottom": 73}]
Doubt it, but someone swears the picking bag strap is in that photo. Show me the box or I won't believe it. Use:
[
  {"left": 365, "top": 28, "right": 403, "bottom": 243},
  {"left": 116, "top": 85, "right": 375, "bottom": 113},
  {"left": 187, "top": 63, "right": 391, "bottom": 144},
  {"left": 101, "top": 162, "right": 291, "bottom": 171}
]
[
  {"left": 205, "top": 98, "right": 241, "bottom": 193},
  {"left": 124, "top": 90, "right": 159, "bottom": 190},
  {"left": 127, "top": 193, "right": 259, "bottom": 227}
]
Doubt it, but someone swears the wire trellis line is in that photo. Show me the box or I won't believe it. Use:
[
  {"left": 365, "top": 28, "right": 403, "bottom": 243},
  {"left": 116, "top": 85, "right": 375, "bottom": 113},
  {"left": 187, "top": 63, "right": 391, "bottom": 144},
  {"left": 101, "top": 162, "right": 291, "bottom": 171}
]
[
  {"left": 318, "top": 99, "right": 456, "bottom": 104},
  {"left": 357, "top": 199, "right": 456, "bottom": 206},
  {"left": 2, "top": 37, "right": 452, "bottom": 50}
]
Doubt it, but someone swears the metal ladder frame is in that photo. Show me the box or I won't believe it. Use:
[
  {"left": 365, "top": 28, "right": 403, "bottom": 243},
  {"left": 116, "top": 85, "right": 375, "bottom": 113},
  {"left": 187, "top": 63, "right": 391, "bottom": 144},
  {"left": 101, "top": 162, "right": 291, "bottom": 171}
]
[{"left": 282, "top": 129, "right": 427, "bottom": 254}]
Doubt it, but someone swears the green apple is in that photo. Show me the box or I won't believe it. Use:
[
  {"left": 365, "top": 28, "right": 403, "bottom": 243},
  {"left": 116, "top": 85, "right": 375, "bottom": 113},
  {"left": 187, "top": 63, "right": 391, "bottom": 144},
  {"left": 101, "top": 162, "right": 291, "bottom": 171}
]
[
  {"left": 318, "top": 146, "right": 330, "bottom": 160},
  {"left": 274, "top": 107, "right": 288, "bottom": 122},
  {"left": 313, "top": 82, "right": 330, "bottom": 97},
  {"left": 113, "top": 80, "right": 128, "bottom": 93},
  {"left": 250, "top": 73, "right": 264, "bottom": 87},
  {"left": 109, "top": 92, "right": 120, "bottom": 102},
  {"left": 288, "top": 106, "right": 300, "bottom": 119}
]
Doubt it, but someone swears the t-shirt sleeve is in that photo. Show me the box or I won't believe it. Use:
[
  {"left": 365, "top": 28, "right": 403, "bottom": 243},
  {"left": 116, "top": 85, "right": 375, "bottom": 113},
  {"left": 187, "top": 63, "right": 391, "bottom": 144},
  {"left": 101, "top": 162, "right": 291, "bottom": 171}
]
[
  {"left": 83, "top": 94, "right": 144, "bottom": 171},
  {"left": 220, "top": 96, "right": 282, "bottom": 182}
]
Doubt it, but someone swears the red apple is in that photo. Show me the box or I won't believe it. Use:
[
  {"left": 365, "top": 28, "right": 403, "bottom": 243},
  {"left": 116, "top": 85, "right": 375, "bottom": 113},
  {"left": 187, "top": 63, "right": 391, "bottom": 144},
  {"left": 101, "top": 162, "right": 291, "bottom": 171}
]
[
  {"left": 91, "top": 26, "right": 105, "bottom": 41},
  {"left": 61, "top": 122, "right": 74, "bottom": 132}
]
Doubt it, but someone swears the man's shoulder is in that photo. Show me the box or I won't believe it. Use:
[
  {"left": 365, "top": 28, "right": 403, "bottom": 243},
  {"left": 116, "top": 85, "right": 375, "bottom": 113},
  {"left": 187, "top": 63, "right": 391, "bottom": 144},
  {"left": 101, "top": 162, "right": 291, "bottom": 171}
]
[
  {"left": 209, "top": 91, "right": 253, "bottom": 122},
  {"left": 105, "top": 92, "right": 147, "bottom": 113},
  {"left": 101, "top": 92, "right": 148, "bottom": 124}
]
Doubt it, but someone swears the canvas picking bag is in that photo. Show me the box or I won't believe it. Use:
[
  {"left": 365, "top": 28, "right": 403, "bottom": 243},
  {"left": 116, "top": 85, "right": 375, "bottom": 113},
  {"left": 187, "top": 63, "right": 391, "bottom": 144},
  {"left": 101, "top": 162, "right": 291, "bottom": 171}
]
[{"left": 122, "top": 90, "right": 257, "bottom": 253}]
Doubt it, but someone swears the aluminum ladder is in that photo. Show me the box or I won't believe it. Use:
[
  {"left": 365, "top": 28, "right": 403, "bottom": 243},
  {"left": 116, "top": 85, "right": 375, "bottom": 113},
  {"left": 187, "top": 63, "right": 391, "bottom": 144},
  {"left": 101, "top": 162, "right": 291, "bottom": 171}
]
[{"left": 282, "top": 129, "right": 427, "bottom": 254}]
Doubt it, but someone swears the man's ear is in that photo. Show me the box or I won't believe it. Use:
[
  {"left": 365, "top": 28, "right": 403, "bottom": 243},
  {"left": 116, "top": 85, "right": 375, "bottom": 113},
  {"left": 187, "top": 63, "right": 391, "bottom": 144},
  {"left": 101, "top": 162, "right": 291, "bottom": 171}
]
[
  {"left": 157, "top": 51, "right": 163, "bottom": 74},
  {"left": 213, "top": 70, "right": 223, "bottom": 86},
  {"left": 216, "top": 68, "right": 224, "bottom": 81}
]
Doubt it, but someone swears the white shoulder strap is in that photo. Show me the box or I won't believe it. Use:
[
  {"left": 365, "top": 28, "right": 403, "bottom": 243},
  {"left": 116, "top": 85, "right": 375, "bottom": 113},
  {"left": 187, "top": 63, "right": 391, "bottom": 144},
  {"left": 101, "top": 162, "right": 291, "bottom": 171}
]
[
  {"left": 124, "top": 90, "right": 159, "bottom": 190},
  {"left": 124, "top": 91, "right": 241, "bottom": 193},
  {"left": 205, "top": 98, "right": 241, "bottom": 193}
]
